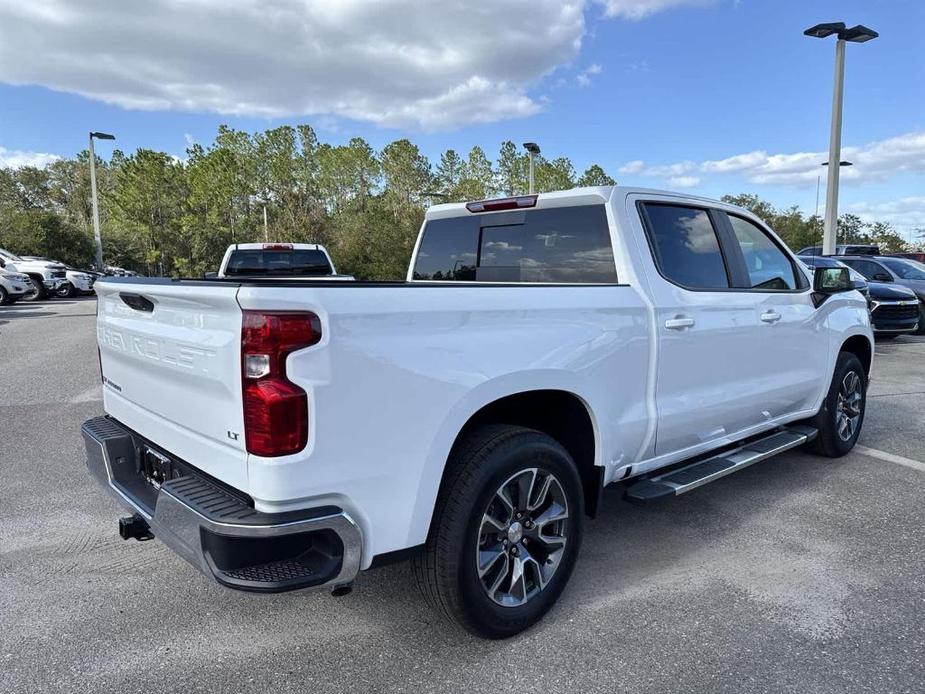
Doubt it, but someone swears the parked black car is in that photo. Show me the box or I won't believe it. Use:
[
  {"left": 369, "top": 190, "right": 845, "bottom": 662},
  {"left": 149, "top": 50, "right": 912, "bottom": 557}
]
[
  {"left": 838, "top": 255, "right": 925, "bottom": 335},
  {"left": 800, "top": 255, "right": 919, "bottom": 338}
]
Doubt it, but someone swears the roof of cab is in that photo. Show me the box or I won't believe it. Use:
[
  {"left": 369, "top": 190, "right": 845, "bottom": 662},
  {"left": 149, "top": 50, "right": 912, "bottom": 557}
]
[
  {"left": 423, "top": 185, "right": 731, "bottom": 220},
  {"left": 229, "top": 242, "right": 322, "bottom": 251}
]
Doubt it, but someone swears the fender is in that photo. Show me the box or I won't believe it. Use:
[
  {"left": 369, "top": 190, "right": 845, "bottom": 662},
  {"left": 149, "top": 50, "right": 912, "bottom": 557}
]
[{"left": 404, "top": 370, "right": 603, "bottom": 548}]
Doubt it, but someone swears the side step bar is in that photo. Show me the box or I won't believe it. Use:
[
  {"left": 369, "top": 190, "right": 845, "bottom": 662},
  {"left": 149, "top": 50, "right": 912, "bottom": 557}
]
[{"left": 624, "top": 425, "right": 818, "bottom": 502}]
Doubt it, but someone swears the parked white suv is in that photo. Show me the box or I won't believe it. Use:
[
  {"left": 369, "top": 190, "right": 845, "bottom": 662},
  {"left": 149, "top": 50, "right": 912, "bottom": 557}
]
[
  {"left": 0, "top": 258, "right": 33, "bottom": 304},
  {"left": 83, "top": 186, "right": 872, "bottom": 638},
  {"left": 0, "top": 248, "right": 68, "bottom": 300}
]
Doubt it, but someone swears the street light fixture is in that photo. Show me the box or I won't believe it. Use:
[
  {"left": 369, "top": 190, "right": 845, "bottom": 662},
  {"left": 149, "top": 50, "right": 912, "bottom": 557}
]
[
  {"left": 88, "top": 131, "right": 115, "bottom": 271},
  {"left": 804, "top": 22, "right": 878, "bottom": 255},
  {"left": 523, "top": 142, "right": 540, "bottom": 195}
]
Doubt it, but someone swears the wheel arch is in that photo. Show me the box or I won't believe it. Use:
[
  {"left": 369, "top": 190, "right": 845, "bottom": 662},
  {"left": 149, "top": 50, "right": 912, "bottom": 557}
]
[
  {"left": 840, "top": 334, "right": 873, "bottom": 376},
  {"left": 432, "top": 389, "right": 601, "bottom": 528}
]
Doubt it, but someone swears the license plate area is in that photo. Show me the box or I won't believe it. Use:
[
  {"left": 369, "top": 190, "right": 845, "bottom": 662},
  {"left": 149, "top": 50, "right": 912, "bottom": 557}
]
[{"left": 141, "top": 446, "right": 180, "bottom": 489}]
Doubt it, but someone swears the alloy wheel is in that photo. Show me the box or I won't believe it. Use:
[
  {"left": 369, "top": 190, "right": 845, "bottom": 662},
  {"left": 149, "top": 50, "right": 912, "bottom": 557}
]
[
  {"left": 476, "top": 467, "right": 569, "bottom": 607},
  {"left": 836, "top": 370, "right": 863, "bottom": 441}
]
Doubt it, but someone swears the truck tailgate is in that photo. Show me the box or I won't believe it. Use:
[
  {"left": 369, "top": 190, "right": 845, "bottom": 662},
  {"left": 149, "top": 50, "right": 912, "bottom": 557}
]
[{"left": 95, "top": 280, "right": 248, "bottom": 490}]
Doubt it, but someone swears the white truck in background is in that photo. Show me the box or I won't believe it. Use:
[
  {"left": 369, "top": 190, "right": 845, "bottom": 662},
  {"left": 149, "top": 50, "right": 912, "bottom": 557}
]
[
  {"left": 215, "top": 242, "right": 352, "bottom": 280},
  {"left": 83, "top": 186, "right": 873, "bottom": 638}
]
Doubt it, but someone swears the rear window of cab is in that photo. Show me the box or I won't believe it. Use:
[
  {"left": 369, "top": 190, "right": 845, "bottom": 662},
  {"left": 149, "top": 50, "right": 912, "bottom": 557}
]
[{"left": 412, "top": 205, "right": 617, "bottom": 283}]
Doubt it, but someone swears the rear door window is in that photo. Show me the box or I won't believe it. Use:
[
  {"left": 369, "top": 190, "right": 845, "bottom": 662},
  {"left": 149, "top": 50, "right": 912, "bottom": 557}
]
[
  {"left": 412, "top": 205, "right": 617, "bottom": 283},
  {"left": 839, "top": 258, "right": 883, "bottom": 280},
  {"left": 640, "top": 204, "right": 730, "bottom": 289}
]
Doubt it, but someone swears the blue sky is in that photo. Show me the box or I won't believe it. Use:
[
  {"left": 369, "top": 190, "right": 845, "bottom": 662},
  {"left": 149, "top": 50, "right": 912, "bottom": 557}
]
[{"left": 1, "top": 0, "right": 922, "bottom": 236}]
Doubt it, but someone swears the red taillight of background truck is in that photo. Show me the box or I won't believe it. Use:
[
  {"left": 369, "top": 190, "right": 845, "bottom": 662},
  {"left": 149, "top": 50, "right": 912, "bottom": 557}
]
[{"left": 241, "top": 310, "right": 321, "bottom": 457}]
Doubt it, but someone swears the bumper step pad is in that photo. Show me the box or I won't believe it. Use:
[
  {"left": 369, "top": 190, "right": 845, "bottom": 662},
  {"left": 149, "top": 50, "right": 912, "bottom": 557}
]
[
  {"left": 625, "top": 425, "right": 817, "bottom": 502},
  {"left": 81, "top": 415, "right": 362, "bottom": 594}
]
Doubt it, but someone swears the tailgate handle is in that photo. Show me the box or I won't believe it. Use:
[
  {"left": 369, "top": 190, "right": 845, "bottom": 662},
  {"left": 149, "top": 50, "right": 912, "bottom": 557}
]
[{"left": 120, "top": 293, "right": 155, "bottom": 313}]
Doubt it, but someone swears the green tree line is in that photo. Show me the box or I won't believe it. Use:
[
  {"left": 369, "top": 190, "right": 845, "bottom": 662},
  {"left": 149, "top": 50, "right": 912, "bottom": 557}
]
[
  {"left": 0, "top": 125, "right": 615, "bottom": 279},
  {"left": 0, "top": 124, "right": 916, "bottom": 279}
]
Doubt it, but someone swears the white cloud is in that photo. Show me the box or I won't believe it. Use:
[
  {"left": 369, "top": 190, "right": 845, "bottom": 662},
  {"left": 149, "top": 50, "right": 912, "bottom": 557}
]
[
  {"left": 0, "top": 0, "right": 588, "bottom": 130},
  {"left": 619, "top": 160, "right": 646, "bottom": 175},
  {"left": 845, "top": 198, "right": 925, "bottom": 232},
  {"left": 621, "top": 131, "right": 925, "bottom": 188},
  {"left": 595, "top": 0, "right": 714, "bottom": 20},
  {"left": 668, "top": 175, "right": 700, "bottom": 188},
  {"left": 0, "top": 146, "right": 60, "bottom": 168},
  {"left": 619, "top": 159, "right": 696, "bottom": 177},
  {"left": 576, "top": 63, "right": 603, "bottom": 87}
]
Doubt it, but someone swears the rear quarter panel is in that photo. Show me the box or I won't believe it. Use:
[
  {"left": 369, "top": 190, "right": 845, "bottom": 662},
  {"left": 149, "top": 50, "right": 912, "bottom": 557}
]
[{"left": 236, "top": 283, "right": 650, "bottom": 565}]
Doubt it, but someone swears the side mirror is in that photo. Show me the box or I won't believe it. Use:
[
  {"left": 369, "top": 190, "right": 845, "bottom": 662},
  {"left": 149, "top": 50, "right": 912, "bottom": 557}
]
[
  {"left": 812, "top": 266, "right": 854, "bottom": 307},
  {"left": 872, "top": 272, "right": 892, "bottom": 282}
]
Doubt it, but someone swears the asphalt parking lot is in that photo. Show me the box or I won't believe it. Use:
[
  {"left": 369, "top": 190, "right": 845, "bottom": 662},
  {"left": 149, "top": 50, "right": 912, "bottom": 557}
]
[{"left": 2, "top": 297, "right": 924, "bottom": 694}]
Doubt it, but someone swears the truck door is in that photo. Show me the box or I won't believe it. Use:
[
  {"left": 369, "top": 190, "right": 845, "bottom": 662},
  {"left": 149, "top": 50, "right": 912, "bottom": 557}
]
[
  {"left": 632, "top": 200, "right": 773, "bottom": 457},
  {"left": 719, "top": 212, "right": 827, "bottom": 418}
]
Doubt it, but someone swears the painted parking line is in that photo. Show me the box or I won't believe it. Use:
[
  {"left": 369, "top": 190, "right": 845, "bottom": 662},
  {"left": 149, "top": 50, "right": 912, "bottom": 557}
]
[{"left": 855, "top": 445, "right": 925, "bottom": 474}]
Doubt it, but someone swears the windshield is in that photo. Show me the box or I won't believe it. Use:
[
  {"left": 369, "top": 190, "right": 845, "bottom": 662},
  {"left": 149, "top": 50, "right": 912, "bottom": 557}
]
[
  {"left": 881, "top": 258, "right": 925, "bottom": 281},
  {"left": 0, "top": 248, "right": 22, "bottom": 261},
  {"left": 224, "top": 249, "right": 333, "bottom": 276}
]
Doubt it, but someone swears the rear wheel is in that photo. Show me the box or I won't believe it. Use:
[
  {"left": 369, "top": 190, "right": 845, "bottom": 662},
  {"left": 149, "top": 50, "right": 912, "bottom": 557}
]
[
  {"left": 804, "top": 351, "right": 866, "bottom": 457},
  {"left": 412, "top": 425, "right": 583, "bottom": 638}
]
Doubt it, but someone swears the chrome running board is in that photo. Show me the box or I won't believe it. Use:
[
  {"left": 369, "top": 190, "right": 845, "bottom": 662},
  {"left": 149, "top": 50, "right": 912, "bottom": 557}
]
[{"left": 624, "top": 425, "right": 818, "bottom": 502}]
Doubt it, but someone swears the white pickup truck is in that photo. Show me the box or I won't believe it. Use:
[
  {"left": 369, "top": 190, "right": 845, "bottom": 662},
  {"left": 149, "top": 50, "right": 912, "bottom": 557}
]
[
  {"left": 216, "top": 242, "right": 352, "bottom": 280},
  {"left": 83, "top": 186, "right": 873, "bottom": 638}
]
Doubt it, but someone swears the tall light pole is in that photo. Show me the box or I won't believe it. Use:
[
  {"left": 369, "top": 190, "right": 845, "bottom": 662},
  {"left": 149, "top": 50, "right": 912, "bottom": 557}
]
[
  {"left": 817, "top": 160, "right": 852, "bottom": 219},
  {"left": 804, "top": 22, "right": 878, "bottom": 255},
  {"left": 523, "top": 142, "right": 540, "bottom": 194},
  {"left": 89, "top": 131, "right": 115, "bottom": 270}
]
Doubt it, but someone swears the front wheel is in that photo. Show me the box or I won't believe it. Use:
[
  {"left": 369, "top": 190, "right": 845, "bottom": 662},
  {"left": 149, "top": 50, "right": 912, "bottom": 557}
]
[
  {"left": 412, "top": 425, "right": 584, "bottom": 638},
  {"left": 0, "top": 286, "right": 9, "bottom": 305},
  {"left": 804, "top": 351, "right": 867, "bottom": 457},
  {"left": 55, "top": 282, "right": 75, "bottom": 298},
  {"left": 22, "top": 277, "right": 46, "bottom": 301},
  {"left": 916, "top": 305, "right": 925, "bottom": 335}
]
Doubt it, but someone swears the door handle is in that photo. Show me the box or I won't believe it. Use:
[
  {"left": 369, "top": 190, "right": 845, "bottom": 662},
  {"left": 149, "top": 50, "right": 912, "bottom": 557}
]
[
  {"left": 760, "top": 310, "right": 782, "bottom": 324},
  {"left": 664, "top": 317, "right": 695, "bottom": 330}
]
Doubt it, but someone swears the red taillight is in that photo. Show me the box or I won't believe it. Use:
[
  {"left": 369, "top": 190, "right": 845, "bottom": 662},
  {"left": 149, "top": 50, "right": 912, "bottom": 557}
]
[
  {"left": 241, "top": 311, "right": 321, "bottom": 457},
  {"left": 262, "top": 243, "right": 293, "bottom": 250},
  {"left": 465, "top": 195, "right": 537, "bottom": 213}
]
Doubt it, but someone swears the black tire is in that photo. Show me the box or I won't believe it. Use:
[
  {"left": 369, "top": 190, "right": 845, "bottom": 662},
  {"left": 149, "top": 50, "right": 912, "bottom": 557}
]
[
  {"left": 23, "top": 276, "right": 46, "bottom": 301},
  {"left": 412, "top": 425, "right": 584, "bottom": 639},
  {"left": 916, "top": 305, "right": 925, "bottom": 335},
  {"left": 0, "top": 286, "right": 8, "bottom": 305},
  {"left": 804, "top": 351, "right": 867, "bottom": 457},
  {"left": 55, "top": 282, "right": 75, "bottom": 298}
]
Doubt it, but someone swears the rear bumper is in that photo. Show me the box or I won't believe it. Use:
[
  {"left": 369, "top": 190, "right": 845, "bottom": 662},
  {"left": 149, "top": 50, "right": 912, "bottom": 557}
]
[{"left": 81, "top": 415, "right": 362, "bottom": 593}]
